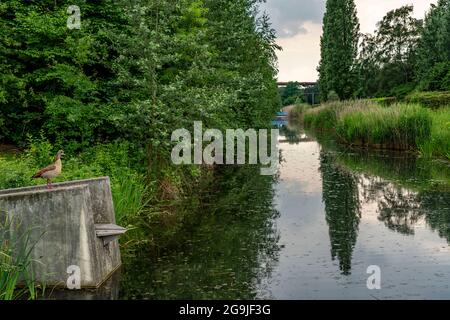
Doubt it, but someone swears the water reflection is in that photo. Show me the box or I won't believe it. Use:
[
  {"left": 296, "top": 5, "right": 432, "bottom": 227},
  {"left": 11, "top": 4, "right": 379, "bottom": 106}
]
[
  {"left": 267, "top": 123, "right": 450, "bottom": 299},
  {"left": 320, "top": 152, "right": 361, "bottom": 275},
  {"left": 85, "top": 121, "right": 450, "bottom": 299},
  {"left": 333, "top": 149, "right": 450, "bottom": 242},
  {"left": 119, "top": 165, "right": 281, "bottom": 299}
]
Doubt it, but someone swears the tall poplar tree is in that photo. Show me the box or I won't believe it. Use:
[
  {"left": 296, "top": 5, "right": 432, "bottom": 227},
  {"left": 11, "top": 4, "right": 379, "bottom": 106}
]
[{"left": 318, "top": 0, "right": 360, "bottom": 100}]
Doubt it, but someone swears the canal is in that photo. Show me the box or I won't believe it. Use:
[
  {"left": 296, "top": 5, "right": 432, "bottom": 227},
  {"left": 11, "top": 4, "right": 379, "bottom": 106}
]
[{"left": 66, "top": 120, "right": 450, "bottom": 299}]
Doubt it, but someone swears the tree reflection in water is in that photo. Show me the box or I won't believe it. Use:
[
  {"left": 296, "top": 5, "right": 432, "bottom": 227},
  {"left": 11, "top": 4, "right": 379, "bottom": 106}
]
[
  {"left": 320, "top": 151, "right": 361, "bottom": 275},
  {"left": 119, "top": 165, "right": 281, "bottom": 299},
  {"left": 319, "top": 145, "right": 450, "bottom": 275}
]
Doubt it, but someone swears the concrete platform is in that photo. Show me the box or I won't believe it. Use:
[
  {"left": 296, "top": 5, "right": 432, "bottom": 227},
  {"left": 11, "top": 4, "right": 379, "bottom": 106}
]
[{"left": 0, "top": 177, "right": 125, "bottom": 288}]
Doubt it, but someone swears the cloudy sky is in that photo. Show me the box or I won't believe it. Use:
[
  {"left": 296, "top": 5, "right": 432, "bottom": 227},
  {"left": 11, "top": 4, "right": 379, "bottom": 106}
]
[{"left": 260, "top": 0, "right": 437, "bottom": 82}]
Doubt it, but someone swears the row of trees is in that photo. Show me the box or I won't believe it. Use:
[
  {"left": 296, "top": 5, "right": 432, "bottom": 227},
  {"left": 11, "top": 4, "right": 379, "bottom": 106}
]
[
  {"left": 319, "top": 0, "right": 450, "bottom": 100},
  {"left": 279, "top": 82, "right": 320, "bottom": 106},
  {"left": 0, "top": 0, "right": 280, "bottom": 160}
]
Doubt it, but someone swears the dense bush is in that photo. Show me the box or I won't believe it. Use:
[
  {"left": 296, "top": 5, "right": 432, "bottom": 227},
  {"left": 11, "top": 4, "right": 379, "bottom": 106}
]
[
  {"left": 405, "top": 91, "right": 450, "bottom": 109},
  {"left": 417, "top": 62, "right": 450, "bottom": 92},
  {"left": 0, "top": 0, "right": 280, "bottom": 156}
]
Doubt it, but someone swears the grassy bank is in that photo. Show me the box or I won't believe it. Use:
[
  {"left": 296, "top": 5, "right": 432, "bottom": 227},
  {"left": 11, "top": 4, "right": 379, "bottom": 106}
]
[{"left": 303, "top": 100, "right": 450, "bottom": 160}]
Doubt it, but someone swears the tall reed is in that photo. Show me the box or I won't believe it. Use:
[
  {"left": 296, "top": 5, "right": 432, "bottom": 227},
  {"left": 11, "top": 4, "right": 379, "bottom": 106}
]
[{"left": 0, "top": 214, "right": 45, "bottom": 300}]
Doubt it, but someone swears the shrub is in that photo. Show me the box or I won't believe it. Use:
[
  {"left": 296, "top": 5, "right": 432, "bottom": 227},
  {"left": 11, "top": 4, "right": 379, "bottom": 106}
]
[
  {"left": 389, "top": 82, "right": 416, "bottom": 99},
  {"left": 304, "top": 105, "right": 338, "bottom": 130},
  {"left": 406, "top": 91, "right": 450, "bottom": 109},
  {"left": 417, "top": 62, "right": 450, "bottom": 92},
  {"left": 327, "top": 90, "right": 340, "bottom": 102},
  {"left": 370, "top": 97, "right": 397, "bottom": 106}
]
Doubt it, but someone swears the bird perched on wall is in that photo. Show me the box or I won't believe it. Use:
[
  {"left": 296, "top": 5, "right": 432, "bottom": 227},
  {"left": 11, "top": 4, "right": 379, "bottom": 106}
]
[{"left": 32, "top": 150, "right": 65, "bottom": 189}]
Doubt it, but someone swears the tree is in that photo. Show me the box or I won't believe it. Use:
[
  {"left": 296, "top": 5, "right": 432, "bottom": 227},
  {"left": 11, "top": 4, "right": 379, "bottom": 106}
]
[
  {"left": 416, "top": 0, "right": 450, "bottom": 89},
  {"left": 318, "top": 0, "right": 360, "bottom": 101},
  {"left": 0, "top": 0, "right": 280, "bottom": 154},
  {"left": 356, "top": 5, "right": 422, "bottom": 98},
  {"left": 280, "top": 81, "right": 301, "bottom": 106},
  {"left": 376, "top": 5, "right": 422, "bottom": 87}
]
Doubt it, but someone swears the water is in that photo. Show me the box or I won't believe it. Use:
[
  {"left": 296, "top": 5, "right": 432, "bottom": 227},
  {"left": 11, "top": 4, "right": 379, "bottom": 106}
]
[{"left": 53, "top": 121, "right": 450, "bottom": 299}]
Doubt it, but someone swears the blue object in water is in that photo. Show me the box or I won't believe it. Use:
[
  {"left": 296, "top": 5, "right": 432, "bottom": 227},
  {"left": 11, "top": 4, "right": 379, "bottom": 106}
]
[{"left": 272, "top": 119, "right": 288, "bottom": 127}]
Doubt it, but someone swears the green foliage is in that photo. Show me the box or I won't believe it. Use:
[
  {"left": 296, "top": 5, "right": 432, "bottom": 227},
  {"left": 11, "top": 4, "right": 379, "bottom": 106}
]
[
  {"left": 280, "top": 82, "right": 302, "bottom": 106},
  {"left": 335, "top": 103, "right": 432, "bottom": 149},
  {"left": 327, "top": 90, "right": 340, "bottom": 102},
  {"left": 319, "top": 0, "right": 359, "bottom": 100},
  {"left": 416, "top": 0, "right": 450, "bottom": 81},
  {"left": 417, "top": 62, "right": 450, "bottom": 92},
  {"left": 406, "top": 91, "right": 450, "bottom": 109},
  {"left": 356, "top": 6, "right": 422, "bottom": 98},
  {"left": 0, "top": 0, "right": 280, "bottom": 157},
  {"left": 303, "top": 103, "right": 339, "bottom": 131}
]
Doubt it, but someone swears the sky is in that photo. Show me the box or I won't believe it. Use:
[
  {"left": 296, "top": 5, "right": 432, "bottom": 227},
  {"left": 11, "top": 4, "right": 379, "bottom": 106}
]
[{"left": 260, "top": 0, "right": 437, "bottom": 82}]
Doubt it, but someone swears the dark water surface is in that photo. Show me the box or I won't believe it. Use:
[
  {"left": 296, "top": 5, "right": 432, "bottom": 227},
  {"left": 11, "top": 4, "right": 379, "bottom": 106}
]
[{"left": 59, "top": 121, "right": 450, "bottom": 299}]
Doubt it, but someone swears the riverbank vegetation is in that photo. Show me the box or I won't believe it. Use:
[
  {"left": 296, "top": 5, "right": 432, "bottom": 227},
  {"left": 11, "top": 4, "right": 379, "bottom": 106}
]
[
  {"left": 0, "top": 0, "right": 280, "bottom": 263},
  {"left": 303, "top": 0, "right": 450, "bottom": 160},
  {"left": 303, "top": 100, "right": 450, "bottom": 160}
]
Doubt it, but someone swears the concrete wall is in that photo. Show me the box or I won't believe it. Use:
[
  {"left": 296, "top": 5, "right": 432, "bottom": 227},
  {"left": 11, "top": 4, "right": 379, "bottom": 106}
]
[{"left": 0, "top": 177, "right": 122, "bottom": 288}]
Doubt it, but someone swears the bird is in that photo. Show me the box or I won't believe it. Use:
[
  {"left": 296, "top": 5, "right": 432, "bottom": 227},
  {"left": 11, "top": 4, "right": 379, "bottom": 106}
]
[{"left": 32, "top": 150, "right": 65, "bottom": 189}]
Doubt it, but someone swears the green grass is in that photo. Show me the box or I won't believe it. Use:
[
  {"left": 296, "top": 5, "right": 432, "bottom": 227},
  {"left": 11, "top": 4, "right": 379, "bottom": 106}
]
[
  {"left": 288, "top": 103, "right": 311, "bottom": 119},
  {"left": 336, "top": 103, "right": 431, "bottom": 149},
  {"left": 419, "top": 107, "right": 450, "bottom": 159},
  {"left": 303, "top": 101, "right": 341, "bottom": 130},
  {"left": 0, "top": 215, "right": 45, "bottom": 300},
  {"left": 304, "top": 100, "right": 449, "bottom": 160}
]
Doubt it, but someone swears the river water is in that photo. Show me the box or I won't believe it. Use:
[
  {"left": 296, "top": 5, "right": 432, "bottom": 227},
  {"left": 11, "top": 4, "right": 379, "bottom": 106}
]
[{"left": 57, "top": 121, "right": 450, "bottom": 300}]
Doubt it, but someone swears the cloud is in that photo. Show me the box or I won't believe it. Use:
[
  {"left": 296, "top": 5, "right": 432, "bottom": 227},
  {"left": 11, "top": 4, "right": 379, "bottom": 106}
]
[{"left": 259, "top": 0, "right": 326, "bottom": 38}]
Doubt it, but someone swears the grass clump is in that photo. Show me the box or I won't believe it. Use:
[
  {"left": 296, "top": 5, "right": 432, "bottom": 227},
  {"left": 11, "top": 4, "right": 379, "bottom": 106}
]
[
  {"left": 304, "top": 100, "right": 450, "bottom": 159},
  {"left": 419, "top": 107, "right": 450, "bottom": 160},
  {"left": 303, "top": 102, "right": 340, "bottom": 130},
  {"left": 289, "top": 103, "right": 311, "bottom": 119},
  {"left": 0, "top": 215, "right": 45, "bottom": 300},
  {"left": 335, "top": 103, "right": 432, "bottom": 150}
]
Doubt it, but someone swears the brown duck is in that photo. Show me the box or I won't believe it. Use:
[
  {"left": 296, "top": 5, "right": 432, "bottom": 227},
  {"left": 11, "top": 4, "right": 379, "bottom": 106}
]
[{"left": 32, "top": 150, "right": 65, "bottom": 189}]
